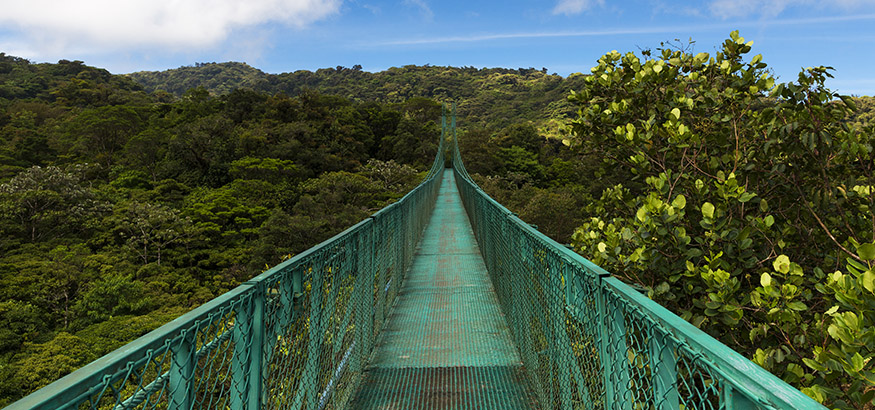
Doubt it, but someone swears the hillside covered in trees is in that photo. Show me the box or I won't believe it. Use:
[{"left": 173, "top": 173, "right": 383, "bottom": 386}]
[
  {"left": 127, "top": 63, "right": 588, "bottom": 130},
  {"left": 0, "top": 53, "right": 440, "bottom": 405},
  {"left": 2, "top": 32, "right": 875, "bottom": 408}
]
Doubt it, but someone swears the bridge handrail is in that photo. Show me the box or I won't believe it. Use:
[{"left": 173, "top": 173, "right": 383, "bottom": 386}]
[
  {"left": 8, "top": 124, "right": 446, "bottom": 410},
  {"left": 449, "top": 118, "right": 824, "bottom": 409}
]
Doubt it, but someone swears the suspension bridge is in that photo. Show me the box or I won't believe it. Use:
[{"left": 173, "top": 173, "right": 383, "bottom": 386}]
[{"left": 8, "top": 107, "right": 824, "bottom": 409}]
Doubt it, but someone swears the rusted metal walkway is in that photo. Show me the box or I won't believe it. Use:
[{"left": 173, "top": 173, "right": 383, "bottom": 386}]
[{"left": 351, "top": 170, "right": 537, "bottom": 409}]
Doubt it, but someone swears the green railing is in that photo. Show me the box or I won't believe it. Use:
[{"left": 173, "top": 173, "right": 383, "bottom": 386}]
[
  {"left": 449, "top": 109, "right": 824, "bottom": 409},
  {"left": 9, "top": 104, "right": 825, "bottom": 410},
  {"left": 7, "top": 124, "right": 446, "bottom": 410}
]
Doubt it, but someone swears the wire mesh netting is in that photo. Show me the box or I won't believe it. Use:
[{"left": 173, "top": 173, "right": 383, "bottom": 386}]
[
  {"left": 450, "top": 107, "right": 823, "bottom": 410},
  {"left": 9, "top": 124, "right": 445, "bottom": 410},
  {"left": 11, "top": 104, "right": 823, "bottom": 410}
]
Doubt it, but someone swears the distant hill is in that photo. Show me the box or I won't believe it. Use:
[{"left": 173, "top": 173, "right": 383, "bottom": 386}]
[
  {"left": 127, "top": 62, "right": 268, "bottom": 97},
  {"left": 1, "top": 53, "right": 148, "bottom": 105},
  {"left": 127, "top": 63, "right": 590, "bottom": 129}
]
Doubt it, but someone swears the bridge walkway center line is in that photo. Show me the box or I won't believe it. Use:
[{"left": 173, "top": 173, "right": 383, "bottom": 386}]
[{"left": 350, "top": 169, "right": 539, "bottom": 409}]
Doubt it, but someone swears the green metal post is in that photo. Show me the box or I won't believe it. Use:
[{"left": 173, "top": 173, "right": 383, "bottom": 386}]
[
  {"left": 353, "top": 223, "right": 375, "bottom": 375},
  {"left": 231, "top": 296, "right": 252, "bottom": 409},
  {"left": 169, "top": 331, "right": 194, "bottom": 410},
  {"left": 248, "top": 287, "right": 265, "bottom": 410},
  {"left": 724, "top": 384, "right": 760, "bottom": 409},
  {"left": 598, "top": 286, "right": 633, "bottom": 410},
  {"left": 304, "top": 266, "right": 324, "bottom": 410},
  {"left": 548, "top": 258, "right": 573, "bottom": 410},
  {"left": 557, "top": 263, "right": 593, "bottom": 409},
  {"left": 648, "top": 331, "right": 679, "bottom": 410}
]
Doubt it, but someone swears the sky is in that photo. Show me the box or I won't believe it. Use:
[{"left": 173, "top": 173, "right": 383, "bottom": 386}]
[{"left": 1, "top": 0, "right": 874, "bottom": 96}]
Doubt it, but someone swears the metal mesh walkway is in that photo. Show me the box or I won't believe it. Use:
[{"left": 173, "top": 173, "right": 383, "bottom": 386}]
[
  {"left": 351, "top": 169, "right": 538, "bottom": 409},
  {"left": 9, "top": 105, "right": 825, "bottom": 410}
]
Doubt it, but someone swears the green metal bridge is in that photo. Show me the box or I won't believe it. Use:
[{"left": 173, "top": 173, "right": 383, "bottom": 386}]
[{"left": 8, "top": 108, "right": 824, "bottom": 410}]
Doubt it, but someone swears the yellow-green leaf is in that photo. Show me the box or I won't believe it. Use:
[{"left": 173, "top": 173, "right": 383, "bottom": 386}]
[
  {"left": 773, "top": 254, "right": 790, "bottom": 274},
  {"left": 672, "top": 194, "right": 686, "bottom": 209},
  {"left": 701, "top": 202, "right": 715, "bottom": 219},
  {"left": 857, "top": 243, "right": 875, "bottom": 261},
  {"left": 670, "top": 107, "right": 681, "bottom": 120},
  {"left": 851, "top": 352, "right": 865, "bottom": 373},
  {"left": 863, "top": 270, "right": 875, "bottom": 293},
  {"left": 760, "top": 272, "right": 772, "bottom": 287},
  {"left": 636, "top": 206, "right": 648, "bottom": 222}
]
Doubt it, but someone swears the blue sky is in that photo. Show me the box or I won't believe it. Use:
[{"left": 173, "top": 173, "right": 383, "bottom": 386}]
[{"left": 1, "top": 0, "right": 874, "bottom": 95}]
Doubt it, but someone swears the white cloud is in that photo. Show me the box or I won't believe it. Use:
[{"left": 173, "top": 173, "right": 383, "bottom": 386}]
[
  {"left": 0, "top": 0, "right": 341, "bottom": 57},
  {"left": 709, "top": 0, "right": 800, "bottom": 18},
  {"left": 708, "top": 0, "right": 875, "bottom": 19},
  {"left": 552, "top": 0, "right": 605, "bottom": 16},
  {"left": 404, "top": 0, "right": 434, "bottom": 20},
  {"left": 373, "top": 13, "right": 875, "bottom": 46}
]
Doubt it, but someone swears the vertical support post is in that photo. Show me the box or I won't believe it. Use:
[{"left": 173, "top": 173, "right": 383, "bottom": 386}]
[
  {"left": 231, "top": 295, "right": 253, "bottom": 409},
  {"left": 304, "top": 266, "right": 325, "bottom": 410},
  {"left": 169, "top": 330, "right": 194, "bottom": 410},
  {"left": 547, "top": 258, "right": 573, "bottom": 410},
  {"left": 598, "top": 284, "right": 632, "bottom": 410},
  {"left": 648, "top": 331, "right": 679, "bottom": 410},
  {"left": 555, "top": 262, "right": 593, "bottom": 409},
  {"left": 723, "top": 384, "right": 760, "bottom": 409},
  {"left": 248, "top": 286, "right": 265, "bottom": 410},
  {"left": 352, "top": 225, "right": 374, "bottom": 376}
]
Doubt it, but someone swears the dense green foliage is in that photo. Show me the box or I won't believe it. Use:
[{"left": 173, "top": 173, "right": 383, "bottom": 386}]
[
  {"left": 0, "top": 53, "right": 438, "bottom": 405},
  {"left": 562, "top": 34, "right": 875, "bottom": 408},
  {"left": 128, "top": 63, "right": 587, "bottom": 130},
  {"left": 2, "top": 33, "right": 873, "bottom": 408},
  {"left": 449, "top": 34, "right": 875, "bottom": 408},
  {"left": 464, "top": 34, "right": 875, "bottom": 408}
]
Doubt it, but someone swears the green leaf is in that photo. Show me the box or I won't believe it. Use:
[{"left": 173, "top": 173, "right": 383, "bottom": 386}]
[
  {"left": 788, "top": 301, "right": 807, "bottom": 311},
  {"left": 670, "top": 107, "right": 680, "bottom": 120},
  {"left": 759, "top": 199, "right": 769, "bottom": 212},
  {"left": 825, "top": 305, "right": 839, "bottom": 315},
  {"left": 802, "top": 358, "right": 827, "bottom": 372},
  {"left": 597, "top": 242, "right": 607, "bottom": 253},
  {"left": 863, "top": 270, "right": 875, "bottom": 293},
  {"left": 857, "top": 243, "right": 875, "bottom": 261},
  {"left": 801, "top": 386, "right": 826, "bottom": 403},
  {"left": 636, "top": 206, "right": 648, "bottom": 222},
  {"left": 671, "top": 194, "right": 686, "bottom": 209},
  {"left": 773, "top": 254, "right": 791, "bottom": 274},
  {"left": 702, "top": 202, "right": 715, "bottom": 219},
  {"left": 738, "top": 192, "right": 756, "bottom": 203},
  {"left": 839, "top": 95, "right": 857, "bottom": 111},
  {"left": 761, "top": 272, "right": 772, "bottom": 287},
  {"left": 851, "top": 352, "right": 865, "bottom": 373}
]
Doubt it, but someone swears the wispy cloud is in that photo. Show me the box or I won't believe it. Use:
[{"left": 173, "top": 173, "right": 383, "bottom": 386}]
[
  {"left": 404, "top": 0, "right": 434, "bottom": 20},
  {"left": 0, "top": 0, "right": 341, "bottom": 58},
  {"left": 377, "top": 27, "right": 679, "bottom": 46},
  {"left": 552, "top": 0, "right": 605, "bottom": 16},
  {"left": 708, "top": 0, "right": 875, "bottom": 19},
  {"left": 373, "top": 12, "right": 875, "bottom": 46}
]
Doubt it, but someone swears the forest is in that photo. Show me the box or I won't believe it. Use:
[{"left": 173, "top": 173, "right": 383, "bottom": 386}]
[
  {"left": 2, "top": 31, "right": 875, "bottom": 409},
  {"left": 0, "top": 54, "right": 440, "bottom": 406}
]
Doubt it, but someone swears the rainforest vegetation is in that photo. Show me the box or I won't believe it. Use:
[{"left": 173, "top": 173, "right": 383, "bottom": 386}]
[
  {"left": 0, "top": 54, "right": 439, "bottom": 405},
  {"left": 2, "top": 30, "right": 875, "bottom": 408}
]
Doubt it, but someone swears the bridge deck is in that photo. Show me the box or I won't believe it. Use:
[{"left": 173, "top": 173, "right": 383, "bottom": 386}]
[{"left": 351, "top": 169, "right": 538, "bottom": 409}]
